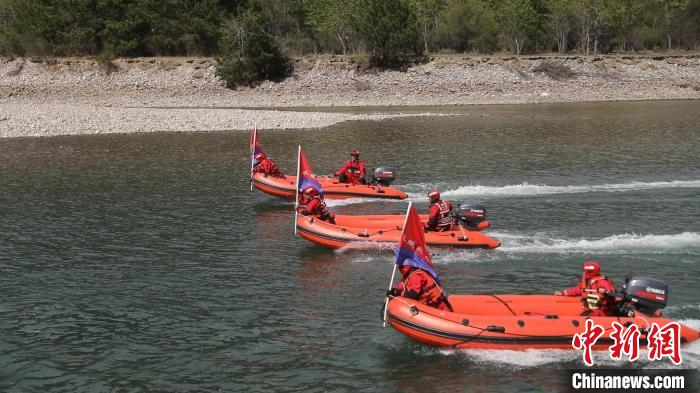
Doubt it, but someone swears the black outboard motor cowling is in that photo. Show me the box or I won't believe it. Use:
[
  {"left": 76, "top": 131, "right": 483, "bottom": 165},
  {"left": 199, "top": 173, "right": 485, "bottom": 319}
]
[
  {"left": 371, "top": 167, "right": 396, "bottom": 186},
  {"left": 456, "top": 203, "right": 487, "bottom": 229},
  {"left": 621, "top": 277, "right": 668, "bottom": 316}
]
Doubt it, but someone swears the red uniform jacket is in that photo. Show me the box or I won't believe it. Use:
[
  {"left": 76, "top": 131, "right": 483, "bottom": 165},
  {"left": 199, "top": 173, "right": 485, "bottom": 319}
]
[
  {"left": 254, "top": 158, "right": 282, "bottom": 177},
  {"left": 334, "top": 159, "right": 366, "bottom": 184},
  {"left": 561, "top": 275, "right": 616, "bottom": 315},
  {"left": 394, "top": 269, "right": 451, "bottom": 311},
  {"left": 297, "top": 196, "right": 333, "bottom": 222}
]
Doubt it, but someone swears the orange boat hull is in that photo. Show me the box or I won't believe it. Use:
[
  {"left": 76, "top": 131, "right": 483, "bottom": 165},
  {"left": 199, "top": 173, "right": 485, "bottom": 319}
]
[
  {"left": 334, "top": 214, "right": 490, "bottom": 231},
  {"left": 252, "top": 173, "right": 408, "bottom": 200},
  {"left": 296, "top": 214, "right": 500, "bottom": 249},
  {"left": 385, "top": 294, "right": 700, "bottom": 350}
]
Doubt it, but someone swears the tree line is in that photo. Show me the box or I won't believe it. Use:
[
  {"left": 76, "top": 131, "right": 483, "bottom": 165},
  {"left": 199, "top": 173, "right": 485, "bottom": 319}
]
[{"left": 1, "top": 0, "right": 699, "bottom": 85}]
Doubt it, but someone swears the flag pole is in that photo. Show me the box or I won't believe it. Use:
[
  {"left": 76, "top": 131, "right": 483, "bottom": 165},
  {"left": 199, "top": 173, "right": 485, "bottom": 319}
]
[
  {"left": 249, "top": 124, "right": 257, "bottom": 191},
  {"left": 383, "top": 200, "right": 413, "bottom": 327},
  {"left": 294, "top": 145, "right": 301, "bottom": 234}
]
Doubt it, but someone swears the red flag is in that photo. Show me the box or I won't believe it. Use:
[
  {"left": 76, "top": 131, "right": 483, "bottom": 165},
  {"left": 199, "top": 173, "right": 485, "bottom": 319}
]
[
  {"left": 249, "top": 127, "right": 263, "bottom": 166},
  {"left": 395, "top": 204, "right": 439, "bottom": 283},
  {"left": 249, "top": 126, "right": 259, "bottom": 150},
  {"left": 297, "top": 148, "right": 323, "bottom": 196}
]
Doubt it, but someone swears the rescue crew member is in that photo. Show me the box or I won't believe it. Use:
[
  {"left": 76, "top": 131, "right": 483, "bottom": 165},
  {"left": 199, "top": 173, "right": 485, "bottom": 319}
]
[
  {"left": 424, "top": 189, "right": 455, "bottom": 232},
  {"left": 554, "top": 261, "right": 616, "bottom": 316},
  {"left": 252, "top": 152, "right": 283, "bottom": 177},
  {"left": 333, "top": 150, "right": 366, "bottom": 184},
  {"left": 388, "top": 265, "right": 452, "bottom": 311},
  {"left": 296, "top": 186, "right": 336, "bottom": 224}
]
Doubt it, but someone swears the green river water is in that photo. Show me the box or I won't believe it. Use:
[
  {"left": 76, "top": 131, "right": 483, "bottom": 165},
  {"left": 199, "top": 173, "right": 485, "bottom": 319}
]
[{"left": 1, "top": 100, "right": 699, "bottom": 392}]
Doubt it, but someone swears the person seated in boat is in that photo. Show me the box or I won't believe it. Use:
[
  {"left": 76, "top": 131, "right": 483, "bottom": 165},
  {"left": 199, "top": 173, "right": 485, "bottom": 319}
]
[
  {"left": 388, "top": 265, "right": 452, "bottom": 311},
  {"left": 424, "top": 189, "right": 455, "bottom": 232},
  {"left": 252, "top": 151, "right": 283, "bottom": 178},
  {"left": 296, "top": 186, "right": 336, "bottom": 224},
  {"left": 554, "top": 261, "right": 616, "bottom": 316},
  {"left": 333, "top": 150, "right": 366, "bottom": 185}
]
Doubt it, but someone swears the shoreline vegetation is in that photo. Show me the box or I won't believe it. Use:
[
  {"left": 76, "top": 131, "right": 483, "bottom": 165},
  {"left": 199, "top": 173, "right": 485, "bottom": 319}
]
[
  {"left": 1, "top": 53, "right": 699, "bottom": 138},
  {"left": 2, "top": 0, "right": 699, "bottom": 138}
]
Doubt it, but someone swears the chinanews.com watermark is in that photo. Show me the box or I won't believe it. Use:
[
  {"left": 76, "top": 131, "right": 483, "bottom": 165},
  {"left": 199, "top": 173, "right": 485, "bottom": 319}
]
[
  {"left": 565, "top": 320, "right": 698, "bottom": 392},
  {"left": 566, "top": 369, "right": 698, "bottom": 392}
]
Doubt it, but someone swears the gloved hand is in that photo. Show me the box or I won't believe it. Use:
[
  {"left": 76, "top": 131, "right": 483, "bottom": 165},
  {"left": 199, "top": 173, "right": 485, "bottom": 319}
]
[
  {"left": 553, "top": 290, "right": 562, "bottom": 296},
  {"left": 386, "top": 288, "right": 400, "bottom": 297}
]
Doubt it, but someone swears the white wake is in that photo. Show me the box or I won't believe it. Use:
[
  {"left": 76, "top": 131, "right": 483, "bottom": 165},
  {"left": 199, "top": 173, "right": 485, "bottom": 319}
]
[
  {"left": 496, "top": 232, "right": 700, "bottom": 255},
  {"left": 431, "top": 180, "right": 700, "bottom": 199}
]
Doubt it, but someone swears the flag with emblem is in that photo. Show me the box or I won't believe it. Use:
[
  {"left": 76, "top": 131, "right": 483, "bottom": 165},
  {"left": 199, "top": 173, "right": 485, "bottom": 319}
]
[
  {"left": 395, "top": 203, "right": 440, "bottom": 284},
  {"left": 296, "top": 148, "right": 324, "bottom": 197},
  {"left": 249, "top": 126, "right": 262, "bottom": 166}
]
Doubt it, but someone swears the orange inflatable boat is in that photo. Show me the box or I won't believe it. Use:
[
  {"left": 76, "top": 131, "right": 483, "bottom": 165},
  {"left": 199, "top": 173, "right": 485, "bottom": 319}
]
[
  {"left": 296, "top": 214, "right": 500, "bottom": 249},
  {"left": 385, "top": 294, "right": 700, "bottom": 350},
  {"left": 252, "top": 173, "right": 408, "bottom": 200}
]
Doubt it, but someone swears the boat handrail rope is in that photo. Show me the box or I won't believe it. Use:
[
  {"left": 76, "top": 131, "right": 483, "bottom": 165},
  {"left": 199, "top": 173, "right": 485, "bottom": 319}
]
[{"left": 387, "top": 296, "right": 622, "bottom": 339}]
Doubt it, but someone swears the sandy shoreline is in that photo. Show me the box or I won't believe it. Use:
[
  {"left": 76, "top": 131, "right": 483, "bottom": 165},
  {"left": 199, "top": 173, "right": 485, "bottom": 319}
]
[{"left": 1, "top": 54, "right": 699, "bottom": 138}]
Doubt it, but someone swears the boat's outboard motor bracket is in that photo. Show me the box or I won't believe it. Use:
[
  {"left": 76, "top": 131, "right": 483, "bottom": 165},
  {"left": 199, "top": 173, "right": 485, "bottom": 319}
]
[
  {"left": 618, "top": 277, "right": 668, "bottom": 316},
  {"left": 370, "top": 167, "right": 396, "bottom": 186},
  {"left": 455, "top": 203, "right": 487, "bottom": 230}
]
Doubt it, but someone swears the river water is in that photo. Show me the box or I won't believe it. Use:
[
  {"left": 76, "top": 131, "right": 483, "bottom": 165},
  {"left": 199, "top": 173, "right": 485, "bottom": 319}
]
[{"left": 1, "top": 101, "right": 699, "bottom": 392}]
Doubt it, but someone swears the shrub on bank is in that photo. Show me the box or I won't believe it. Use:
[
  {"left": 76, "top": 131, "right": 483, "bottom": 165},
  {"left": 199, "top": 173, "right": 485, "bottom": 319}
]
[
  {"left": 533, "top": 60, "right": 575, "bottom": 80},
  {"left": 215, "top": 11, "right": 293, "bottom": 88}
]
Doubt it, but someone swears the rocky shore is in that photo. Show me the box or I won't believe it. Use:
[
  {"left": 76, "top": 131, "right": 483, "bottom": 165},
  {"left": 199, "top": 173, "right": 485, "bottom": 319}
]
[{"left": 1, "top": 54, "right": 699, "bottom": 138}]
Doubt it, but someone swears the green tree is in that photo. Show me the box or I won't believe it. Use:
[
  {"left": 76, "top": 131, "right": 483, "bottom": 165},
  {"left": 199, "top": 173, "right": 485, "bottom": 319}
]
[
  {"left": 0, "top": 0, "right": 18, "bottom": 55},
  {"left": 432, "top": 0, "right": 498, "bottom": 53},
  {"left": 495, "top": 0, "right": 541, "bottom": 54},
  {"left": 601, "top": 0, "right": 644, "bottom": 51},
  {"left": 545, "top": 0, "right": 575, "bottom": 53},
  {"left": 655, "top": 0, "right": 690, "bottom": 50},
  {"left": 352, "top": 0, "right": 421, "bottom": 64},
  {"left": 131, "top": 0, "right": 226, "bottom": 55},
  {"left": 1, "top": 0, "right": 229, "bottom": 57},
  {"left": 302, "top": 0, "right": 357, "bottom": 54},
  {"left": 679, "top": 0, "right": 700, "bottom": 49},
  {"left": 570, "top": 0, "right": 602, "bottom": 54},
  {"left": 216, "top": 10, "right": 293, "bottom": 87},
  {"left": 247, "top": 0, "right": 314, "bottom": 55},
  {"left": 409, "top": 0, "right": 445, "bottom": 53}
]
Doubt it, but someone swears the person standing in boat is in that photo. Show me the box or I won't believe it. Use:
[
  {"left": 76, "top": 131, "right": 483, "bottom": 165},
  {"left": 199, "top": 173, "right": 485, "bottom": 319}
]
[
  {"left": 389, "top": 265, "right": 452, "bottom": 311},
  {"left": 252, "top": 151, "right": 283, "bottom": 178},
  {"left": 296, "top": 186, "right": 336, "bottom": 224},
  {"left": 554, "top": 261, "right": 616, "bottom": 316},
  {"left": 424, "top": 189, "right": 455, "bottom": 232},
  {"left": 333, "top": 150, "right": 366, "bottom": 184}
]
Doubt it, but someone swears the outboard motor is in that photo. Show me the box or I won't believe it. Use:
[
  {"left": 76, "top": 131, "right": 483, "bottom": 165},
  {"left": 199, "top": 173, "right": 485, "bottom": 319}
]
[
  {"left": 371, "top": 167, "right": 396, "bottom": 186},
  {"left": 455, "top": 203, "right": 487, "bottom": 230},
  {"left": 618, "top": 277, "right": 668, "bottom": 317}
]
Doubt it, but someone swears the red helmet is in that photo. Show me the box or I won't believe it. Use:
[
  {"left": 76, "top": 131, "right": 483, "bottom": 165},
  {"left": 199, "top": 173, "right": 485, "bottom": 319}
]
[
  {"left": 583, "top": 261, "right": 600, "bottom": 278},
  {"left": 303, "top": 186, "right": 318, "bottom": 197},
  {"left": 428, "top": 189, "right": 440, "bottom": 203},
  {"left": 350, "top": 150, "right": 360, "bottom": 157},
  {"left": 254, "top": 152, "right": 266, "bottom": 161}
]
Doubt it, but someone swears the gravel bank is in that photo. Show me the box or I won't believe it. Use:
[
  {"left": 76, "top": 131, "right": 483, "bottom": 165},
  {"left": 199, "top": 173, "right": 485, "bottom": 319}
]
[{"left": 1, "top": 54, "right": 699, "bottom": 138}]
